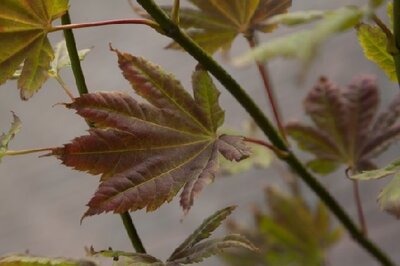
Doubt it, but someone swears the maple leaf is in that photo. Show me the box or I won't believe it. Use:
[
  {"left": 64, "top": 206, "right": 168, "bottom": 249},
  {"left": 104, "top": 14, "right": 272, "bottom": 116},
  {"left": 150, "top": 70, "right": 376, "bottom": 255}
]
[
  {"left": 222, "top": 187, "right": 341, "bottom": 266},
  {"left": 0, "top": 0, "right": 69, "bottom": 100},
  {"left": 234, "top": 6, "right": 363, "bottom": 67},
  {"left": 356, "top": 23, "right": 397, "bottom": 82},
  {"left": 136, "top": 0, "right": 292, "bottom": 54},
  {"left": 286, "top": 75, "right": 400, "bottom": 175},
  {"left": 51, "top": 49, "right": 251, "bottom": 217},
  {"left": 91, "top": 206, "right": 257, "bottom": 266}
]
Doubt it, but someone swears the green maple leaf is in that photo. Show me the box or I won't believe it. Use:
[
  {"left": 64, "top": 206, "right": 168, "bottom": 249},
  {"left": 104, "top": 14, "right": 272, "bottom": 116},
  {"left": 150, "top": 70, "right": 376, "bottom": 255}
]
[
  {"left": 356, "top": 23, "right": 397, "bottom": 82},
  {"left": 137, "top": 0, "right": 292, "bottom": 54},
  {"left": 222, "top": 187, "right": 341, "bottom": 266},
  {"left": 51, "top": 49, "right": 251, "bottom": 218},
  {"left": 286, "top": 75, "right": 400, "bottom": 175},
  {"left": 12, "top": 40, "right": 92, "bottom": 79},
  {"left": 0, "top": 0, "right": 69, "bottom": 100},
  {"left": 90, "top": 207, "right": 256, "bottom": 265}
]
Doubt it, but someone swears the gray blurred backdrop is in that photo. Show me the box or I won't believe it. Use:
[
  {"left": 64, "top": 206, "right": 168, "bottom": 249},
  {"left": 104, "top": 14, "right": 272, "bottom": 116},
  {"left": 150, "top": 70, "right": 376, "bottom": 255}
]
[{"left": 0, "top": 0, "right": 399, "bottom": 265}]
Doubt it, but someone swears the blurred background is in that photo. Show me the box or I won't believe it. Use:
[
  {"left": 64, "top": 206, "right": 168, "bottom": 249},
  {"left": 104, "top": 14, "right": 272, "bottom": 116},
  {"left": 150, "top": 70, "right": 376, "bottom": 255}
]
[{"left": 0, "top": 0, "right": 399, "bottom": 265}]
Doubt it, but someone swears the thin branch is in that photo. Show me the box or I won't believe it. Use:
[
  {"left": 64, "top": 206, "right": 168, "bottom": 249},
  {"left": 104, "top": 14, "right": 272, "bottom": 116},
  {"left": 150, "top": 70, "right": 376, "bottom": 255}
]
[
  {"left": 51, "top": 18, "right": 159, "bottom": 32},
  {"left": 393, "top": 0, "right": 400, "bottom": 87},
  {"left": 120, "top": 212, "right": 146, "bottom": 253},
  {"left": 346, "top": 168, "right": 368, "bottom": 235},
  {"left": 245, "top": 33, "right": 288, "bottom": 144},
  {"left": 135, "top": 1, "right": 394, "bottom": 265},
  {"left": 61, "top": 11, "right": 146, "bottom": 254},
  {"left": 171, "top": 0, "right": 180, "bottom": 24}
]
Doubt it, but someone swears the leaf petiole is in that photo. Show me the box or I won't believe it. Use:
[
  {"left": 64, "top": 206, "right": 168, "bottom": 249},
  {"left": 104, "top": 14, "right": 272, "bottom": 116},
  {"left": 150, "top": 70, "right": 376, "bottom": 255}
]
[
  {"left": 3, "top": 148, "right": 53, "bottom": 156},
  {"left": 243, "top": 137, "right": 289, "bottom": 158},
  {"left": 50, "top": 19, "right": 160, "bottom": 33}
]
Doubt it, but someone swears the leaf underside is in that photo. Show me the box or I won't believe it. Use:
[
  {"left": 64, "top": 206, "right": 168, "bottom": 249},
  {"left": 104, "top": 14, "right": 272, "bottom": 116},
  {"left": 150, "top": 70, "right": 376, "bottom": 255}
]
[
  {"left": 287, "top": 75, "right": 400, "bottom": 175},
  {"left": 137, "top": 0, "right": 292, "bottom": 54},
  {"left": 91, "top": 206, "right": 256, "bottom": 265},
  {"left": 0, "top": 0, "right": 69, "bottom": 99},
  {"left": 51, "top": 49, "right": 250, "bottom": 218}
]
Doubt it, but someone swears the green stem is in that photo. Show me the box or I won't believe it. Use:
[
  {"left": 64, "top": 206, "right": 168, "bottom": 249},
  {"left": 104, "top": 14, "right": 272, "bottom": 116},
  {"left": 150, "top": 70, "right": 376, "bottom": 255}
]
[
  {"left": 61, "top": 11, "right": 146, "bottom": 254},
  {"left": 393, "top": 0, "right": 400, "bottom": 85},
  {"left": 171, "top": 0, "right": 180, "bottom": 24},
  {"left": 61, "top": 11, "right": 89, "bottom": 96},
  {"left": 135, "top": 1, "right": 393, "bottom": 265},
  {"left": 121, "top": 212, "right": 147, "bottom": 253}
]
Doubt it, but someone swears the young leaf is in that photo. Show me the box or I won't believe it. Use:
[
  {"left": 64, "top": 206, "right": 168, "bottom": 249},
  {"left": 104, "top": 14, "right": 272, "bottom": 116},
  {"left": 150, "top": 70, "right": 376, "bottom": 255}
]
[
  {"left": 136, "top": 0, "right": 292, "bottom": 54},
  {"left": 265, "top": 10, "right": 326, "bottom": 26},
  {"left": 167, "top": 206, "right": 256, "bottom": 265},
  {"left": 0, "top": 0, "right": 69, "bottom": 99},
  {"left": 287, "top": 75, "right": 400, "bottom": 174},
  {"left": 169, "top": 234, "right": 257, "bottom": 264},
  {"left": 169, "top": 206, "right": 236, "bottom": 260},
  {"left": 351, "top": 160, "right": 400, "bottom": 181},
  {"left": 0, "top": 254, "right": 96, "bottom": 266},
  {"left": 352, "top": 160, "right": 400, "bottom": 218},
  {"left": 12, "top": 40, "right": 92, "bottom": 78},
  {"left": 222, "top": 187, "right": 342, "bottom": 266},
  {"left": 49, "top": 40, "right": 92, "bottom": 76},
  {"left": 0, "top": 113, "right": 22, "bottom": 163},
  {"left": 234, "top": 6, "right": 363, "bottom": 67},
  {"left": 356, "top": 23, "right": 397, "bottom": 82},
  {"left": 90, "top": 249, "right": 163, "bottom": 265},
  {"left": 51, "top": 50, "right": 250, "bottom": 217},
  {"left": 378, "top": 173, "right": 400, "bottom": 218}
]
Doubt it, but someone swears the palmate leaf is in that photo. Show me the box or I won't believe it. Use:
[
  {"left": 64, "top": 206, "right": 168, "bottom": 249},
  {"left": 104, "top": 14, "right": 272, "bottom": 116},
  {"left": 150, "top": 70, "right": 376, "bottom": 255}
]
[
  {"left": 287, "top": 75, "right": 400, "bottom": 175},
  {"left": 90, "top": 207, "right": 256, "bottom": 265},
  {"left": 168, "top": 206, "right": 256, "bottom": 264},
  {"left": 356, "top": 23, "right": 397, "bottom": 82},
  {"left": 222, "top": 187, "right": 341, "bottom": 266},
  {"left": 234, "top": 6, "right": 363, "bottom": 67},
  {"left": 137, "top": 0, "right": 291, "bottom": 54},
  {"left": 0, "top": 255, "right": 96, "bottom": 266},
  {"left": 0, "top": 0, "right": 69, "bottom": 100},
  {"left": 0, "top": 113, "right": 22, "bottom": 164},
  {"left": 51, "top": 49, "right": 250, "bottom": 217}
]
